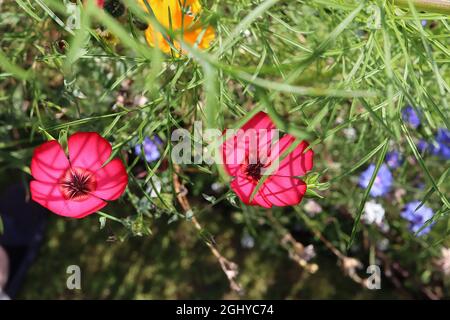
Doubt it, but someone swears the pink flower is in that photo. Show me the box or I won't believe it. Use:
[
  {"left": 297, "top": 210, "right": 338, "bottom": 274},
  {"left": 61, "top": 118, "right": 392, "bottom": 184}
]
[
  {"left": 30, "top": 132, "right": 128, "bottom": 218},
  {"left": 221, "top": 112, "right": 313, "bottom": 208},
  {"left": 83, "top": 0, "right": 104, "bottom": 8}
]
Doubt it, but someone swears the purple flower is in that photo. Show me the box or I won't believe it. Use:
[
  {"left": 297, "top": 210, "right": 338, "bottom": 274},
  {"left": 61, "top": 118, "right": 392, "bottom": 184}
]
[
  {"left": 358, "top": 164, "right": 393, "bottom": 197},
  {"left": 417, "top": 129, "right": 450, "bottom": 160},
  {"left": 401, "top": 201, "right": 434, "bottom": 236},
  {"left": 421, "top": 20, "right": 427, "bottom": 27},
  {"left": 431, "top": 128, "right": 450, "bottom": 160},
  {"left": 402, "top": 106, "right": 421, "bottom": 129},
  {"left": 417, "top": 139, "right": 429, "bottom": 154},
  {"left": 135, "top": 135, "right": 163, "bottom": 162},
  {"left": 386, "top": 151, "right": 402, "bottom": 169}
]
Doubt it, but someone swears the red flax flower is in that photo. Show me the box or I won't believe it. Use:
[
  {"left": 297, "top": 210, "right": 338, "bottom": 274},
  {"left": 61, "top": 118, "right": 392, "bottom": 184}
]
[
  {"left": 221, "top": 112, "right": 314, "bottom": 208},
  {"left": 30, "top": 132, "right": 128, "bottom": 218},
  {"left": 83, "top": 0, "right": 105, "bottom": 8}
]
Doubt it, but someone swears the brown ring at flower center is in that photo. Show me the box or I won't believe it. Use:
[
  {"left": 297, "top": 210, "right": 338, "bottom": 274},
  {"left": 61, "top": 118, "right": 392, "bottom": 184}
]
[{"left": 59, "top": 167, "right": 96, "bottom": 201}]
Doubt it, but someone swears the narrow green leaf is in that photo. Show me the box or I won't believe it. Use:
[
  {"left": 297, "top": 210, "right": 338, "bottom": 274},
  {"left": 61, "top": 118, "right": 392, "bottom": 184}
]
[
  {"left": 347, "top": 139, "right": 389, "bottom": 250},
  {"left": 0, "top": 49, "right": 30, "bottom": 80},
  {"left": 15, "top": 0, "right": 43, "bottom": 21}
]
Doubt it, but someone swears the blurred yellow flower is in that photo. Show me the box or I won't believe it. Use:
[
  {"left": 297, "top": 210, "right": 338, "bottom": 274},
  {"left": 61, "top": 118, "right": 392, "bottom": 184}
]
[{"left": 139, "top": 0, "right": 215, "bottom": 54}]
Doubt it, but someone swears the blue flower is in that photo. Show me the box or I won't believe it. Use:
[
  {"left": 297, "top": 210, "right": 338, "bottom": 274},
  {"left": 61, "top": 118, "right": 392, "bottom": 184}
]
[
  {"left": 417, "top": 139, "right": 429, "bottom": 154},
  {"left": 386, "top": 151, "right": 402, "bottom": 169},
  {"left": 431, "top": 128, "right": 450, "bottom": 160},
  {"left": 135, "top": 135, "right": 163, "bottom": 162},
  {"left": 401, "top": 201, "right": 434, "bottom": 236},
  {"left": 358, "top": 164, "right": 393, "bottom": 197},
  {"left": 402, "top": 106, "right": 421, "bottom": 129},
  {"left": 416, "top": 129, "right": 450, "bottom": 160}
]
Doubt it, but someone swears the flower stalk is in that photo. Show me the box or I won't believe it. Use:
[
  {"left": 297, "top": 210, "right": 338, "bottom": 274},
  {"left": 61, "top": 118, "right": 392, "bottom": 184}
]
[
  {"left": 173, "top": 165, "right": 243, "bottom": 294},
  {"left": 393, "top": 0, "right": 450, "bottom": 14}
]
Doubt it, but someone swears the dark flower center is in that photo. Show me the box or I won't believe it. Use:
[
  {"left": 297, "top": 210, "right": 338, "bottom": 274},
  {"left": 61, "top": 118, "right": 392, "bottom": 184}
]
[
  {"left": 245, "top": 162, "right": 264, "bottom": 181},
  {"left": 60, "top": 168, "right": 96, "bottom": 201},
  {"left": 104, "top": 0, "right": 125, "bottom": 18}
]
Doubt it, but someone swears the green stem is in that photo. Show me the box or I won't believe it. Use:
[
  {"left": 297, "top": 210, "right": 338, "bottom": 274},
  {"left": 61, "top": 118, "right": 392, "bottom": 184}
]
[
  {"left": 98, "top": 211, "right": 124, "bottom": 224},
  {"left": 393, "top": 0, "right": 450, "bottom": 15}
]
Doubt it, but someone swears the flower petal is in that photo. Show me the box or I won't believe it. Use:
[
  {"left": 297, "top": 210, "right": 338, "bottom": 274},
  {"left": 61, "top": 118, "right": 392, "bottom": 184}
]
[
  {"left": 31, "top": 140, "right": 70, "bottom": 183},
  {"left": 30, "top": 180, "right": 106, "bottom": 218},
  {"left": 184, "top": 25, "right": 216, "bottom": 49},
  {"left": 68, "top": 132, "right": 112, "bottom": 171},
  {"left": 270, "top": 134, "right": 313, "bottom": 177},
  {"left": 221, "top": 112, "right": 276, "bottom": 176},
  {"left": 91, "top": 158, "right": 128, "bottom": 200},
  {"left": 140, "top": 0, "right": 204, "bottom": 29},
  {"left": 139, "top": 0, "right": 172, "bottom": 28},
  {"left": 260, "top": 176, "right": 307, "bottom": 207},
  {"left": 221, "top": 129, "right": 246, "bottom": 176},
  {"left": 241, "top": 111, "right": 276, "bottom": 132},
  {"left": 230, "top": 174, "right": 271, "bottom": 208},
  {"left": 144, "top": 24, "right": 173, "bottom": 53}
]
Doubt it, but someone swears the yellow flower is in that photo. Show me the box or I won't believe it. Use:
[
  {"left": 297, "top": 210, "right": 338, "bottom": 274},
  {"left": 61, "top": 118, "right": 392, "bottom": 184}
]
[{"left": 139, "top": 0, "right": 215, "bottom": 54}]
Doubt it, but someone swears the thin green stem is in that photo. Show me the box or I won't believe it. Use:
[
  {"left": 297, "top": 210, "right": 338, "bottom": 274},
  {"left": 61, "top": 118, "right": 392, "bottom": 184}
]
[
  {"left": 393, "top": 0, "right": 450, "bottom": 14},
  {"left": 98, "top": 211, "right": 124, "bottom": 225}
]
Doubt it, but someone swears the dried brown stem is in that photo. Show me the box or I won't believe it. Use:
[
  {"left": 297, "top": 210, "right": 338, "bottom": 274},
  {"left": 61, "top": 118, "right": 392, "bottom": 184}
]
[
  {"left": 266, "top": 211, "right": 318, "bottom": 274},
  {"left": 308, "top": 223, "right": 367, "bottom": 287},
  {"left": 172, "top": 165, "right": 243, "bottom": 294}
]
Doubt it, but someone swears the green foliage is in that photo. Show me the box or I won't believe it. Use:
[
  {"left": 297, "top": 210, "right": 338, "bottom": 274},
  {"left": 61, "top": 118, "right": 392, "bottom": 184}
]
[{"left": 0, "top": 0, "right": 449, "bottom": 298}]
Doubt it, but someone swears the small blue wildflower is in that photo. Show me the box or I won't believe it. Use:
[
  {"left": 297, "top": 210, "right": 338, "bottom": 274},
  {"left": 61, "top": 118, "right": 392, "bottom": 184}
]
[
  {"left": 386, "top": 151, "right": 402, "bottom": 169},
  {"left": 416, "top": 182, "right": 425, "bottom": 190},
  {"left": 421, "top": 20, "right": 427, "bottom": 27},
  {"left": 358, "top": 164, "right": 393, "bottom": 197},
  {"left": 401, "top": 201, "right": 434, "bottom": 236},
  {"left": 431, "top": 128, "right": 450, "bottom": 160},
  {"left": 241, "top": 233, "right": 255, "bottom": 249},
  {"left": 417, "top": 139, "right": 429, "bottom": 154},
  {"left": 135, "top": 135, "right": 163, "bottom": 162},
  {"left": 401, "top": 106, "right": 421, "bottom": 129}
]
